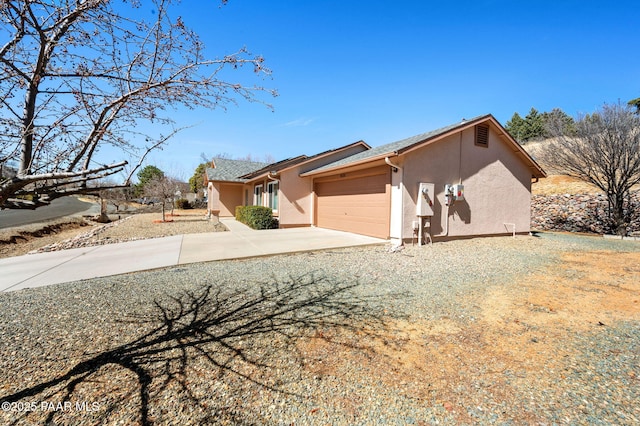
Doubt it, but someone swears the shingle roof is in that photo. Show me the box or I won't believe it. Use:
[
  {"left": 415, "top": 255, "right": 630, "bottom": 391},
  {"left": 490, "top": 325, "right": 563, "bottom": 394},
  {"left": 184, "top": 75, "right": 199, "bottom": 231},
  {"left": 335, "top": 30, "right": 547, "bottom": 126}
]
[
  {"left": 205, "top": 158, "right": 268, "bottom": 183},
  {"left": 239, "top": 155, "right": 308, "bottom": 179},
  {"left": 303, "top": 115, "right": 490, "bottom": 174},
  {"left": 291, "top": 140, "right": 370, "bottom": 168},
  {"left": 238, "top": 141, "right": 371, "bottom": 180}
]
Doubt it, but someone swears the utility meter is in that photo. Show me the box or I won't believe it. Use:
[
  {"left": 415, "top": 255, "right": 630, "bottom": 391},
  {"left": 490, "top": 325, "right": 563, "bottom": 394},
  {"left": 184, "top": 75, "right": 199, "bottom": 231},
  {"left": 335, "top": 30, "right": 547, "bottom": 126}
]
[
  {"left": 416, "top": 182, "right": 434, "bottom": 216},
  {"left": 452, "top": 184, "right": 464, "bottom": 201},
  {"left": 444, "top": 183, "right": 464, "bottom": 206}
]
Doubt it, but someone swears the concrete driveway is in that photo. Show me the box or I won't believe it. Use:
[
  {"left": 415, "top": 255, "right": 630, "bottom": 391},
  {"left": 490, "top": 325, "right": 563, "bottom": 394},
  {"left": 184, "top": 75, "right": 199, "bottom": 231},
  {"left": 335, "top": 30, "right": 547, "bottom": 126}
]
[{"left": 0, "top": 219, "right": 386, "bottom": 292}]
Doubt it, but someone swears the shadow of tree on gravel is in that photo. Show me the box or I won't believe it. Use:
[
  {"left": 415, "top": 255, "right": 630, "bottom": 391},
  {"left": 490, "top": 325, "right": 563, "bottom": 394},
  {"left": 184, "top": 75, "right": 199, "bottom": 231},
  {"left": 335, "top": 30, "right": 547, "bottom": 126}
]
[{"left": 1, "top": 273, "right": 389, "bottom": 425}]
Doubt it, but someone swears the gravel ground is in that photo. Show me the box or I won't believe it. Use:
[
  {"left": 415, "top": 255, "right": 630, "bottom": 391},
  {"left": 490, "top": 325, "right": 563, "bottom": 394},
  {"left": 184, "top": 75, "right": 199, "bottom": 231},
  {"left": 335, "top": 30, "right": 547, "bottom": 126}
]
[{"left": 0, "top": 232, "right": 638, "bottom": 425}]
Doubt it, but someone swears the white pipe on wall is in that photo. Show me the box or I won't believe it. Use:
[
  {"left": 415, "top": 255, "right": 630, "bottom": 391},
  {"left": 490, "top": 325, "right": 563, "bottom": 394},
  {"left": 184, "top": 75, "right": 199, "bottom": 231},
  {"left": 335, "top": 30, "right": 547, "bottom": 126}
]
[
  {"left": 504, "top": 223, "right": 516, "bottom": 238},
  {"left": 433, "top": 203, "right": 451, "bottom": 238},
  {"left": 443, "top": 204, "right": 450, "bottom": 237}
]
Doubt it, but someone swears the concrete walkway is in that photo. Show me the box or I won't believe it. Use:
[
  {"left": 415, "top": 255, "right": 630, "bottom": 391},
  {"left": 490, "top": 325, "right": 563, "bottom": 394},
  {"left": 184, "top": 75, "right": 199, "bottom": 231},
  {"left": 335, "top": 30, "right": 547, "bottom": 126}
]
[{"left": 0, "top": 219, "right": 386, "bottom": 292}]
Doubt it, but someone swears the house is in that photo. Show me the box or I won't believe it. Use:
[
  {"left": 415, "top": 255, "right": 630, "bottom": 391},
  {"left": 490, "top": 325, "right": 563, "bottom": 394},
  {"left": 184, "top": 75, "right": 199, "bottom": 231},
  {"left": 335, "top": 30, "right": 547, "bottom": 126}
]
[
  {"left": 205, "top": 158, "right": 268, "bottom": 217},
  {"left": 205, "top": 142, "right": 369, "bottom": 224},
  {"left": 205, "top": 114, "right": 546, "bottom": 242}
]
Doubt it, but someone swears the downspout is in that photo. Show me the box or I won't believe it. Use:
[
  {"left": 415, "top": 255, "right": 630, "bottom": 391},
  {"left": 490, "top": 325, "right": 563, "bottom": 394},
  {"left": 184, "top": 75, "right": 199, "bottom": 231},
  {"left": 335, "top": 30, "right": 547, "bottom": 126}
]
[{"left": 385, "top": 156, "right": 403, "bottom": 243}]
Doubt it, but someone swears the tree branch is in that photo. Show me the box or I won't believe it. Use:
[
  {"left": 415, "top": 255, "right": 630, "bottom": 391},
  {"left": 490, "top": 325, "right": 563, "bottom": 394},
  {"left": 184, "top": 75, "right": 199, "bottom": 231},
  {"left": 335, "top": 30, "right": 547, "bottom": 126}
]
[{"left": 125, "top": 127, "right": 191, "bottom": 184}]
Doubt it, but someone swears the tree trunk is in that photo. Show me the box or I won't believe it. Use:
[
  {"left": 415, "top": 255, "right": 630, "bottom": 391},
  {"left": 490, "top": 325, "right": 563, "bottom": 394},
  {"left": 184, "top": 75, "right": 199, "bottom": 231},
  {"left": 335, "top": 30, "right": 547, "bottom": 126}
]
[
  {"left": 96, "top": 197, "right": 111, "bottom": 223},
  {"left": 609, "top": 193, "right": 627, "bottom": 236}
]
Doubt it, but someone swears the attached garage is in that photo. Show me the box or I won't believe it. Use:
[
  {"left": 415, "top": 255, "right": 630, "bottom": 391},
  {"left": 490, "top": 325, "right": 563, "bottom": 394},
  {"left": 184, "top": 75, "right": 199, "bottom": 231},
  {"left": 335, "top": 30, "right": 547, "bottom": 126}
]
[{"left": 314, "top": 166, "right": 391, "bottom": 238}]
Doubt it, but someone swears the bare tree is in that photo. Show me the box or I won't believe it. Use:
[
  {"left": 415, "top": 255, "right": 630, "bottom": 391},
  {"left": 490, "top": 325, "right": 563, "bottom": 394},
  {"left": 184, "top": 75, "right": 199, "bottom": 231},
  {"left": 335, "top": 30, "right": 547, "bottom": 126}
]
[
  {"left": 144, "top": 174, "right": 179, "bottom": 222},
  {"left": 0, "top": 0, "right": 275, "bottom": 209},
  {"left": 542, "top": 102, "right": 640, "bottom": 235},
  {"left": 98, "top": 184, "right": 133, "bottom": 221}
]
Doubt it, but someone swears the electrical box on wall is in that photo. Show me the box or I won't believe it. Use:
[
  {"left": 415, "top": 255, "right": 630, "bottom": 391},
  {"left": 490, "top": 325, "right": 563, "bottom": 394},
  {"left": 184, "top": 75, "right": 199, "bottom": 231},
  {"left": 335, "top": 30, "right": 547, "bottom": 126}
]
[
  {"left": 452, "top": 183, "right": 464, "bottom": 200},
  {"left": 416, "top": 182, "right": 435, "bottom": 216},
  {"left": 444, "top": 183, "right": 464, "bottom": 206}
]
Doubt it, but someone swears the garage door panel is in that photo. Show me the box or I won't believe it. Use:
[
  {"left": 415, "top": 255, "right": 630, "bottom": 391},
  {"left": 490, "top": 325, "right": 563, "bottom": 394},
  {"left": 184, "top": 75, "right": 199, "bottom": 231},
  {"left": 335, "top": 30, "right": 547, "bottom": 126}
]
[
  {"left": 315, "top": 170, "right": 390, "bottom": 239},
  {"left": 319, "top": 201, "right": 388, "bottom": 217},
  {"left": 316, "top": 175, "right": 387, "bottom": 196},
  {"left": 319, "top": 198, "right": 387, "bottom": 210}
]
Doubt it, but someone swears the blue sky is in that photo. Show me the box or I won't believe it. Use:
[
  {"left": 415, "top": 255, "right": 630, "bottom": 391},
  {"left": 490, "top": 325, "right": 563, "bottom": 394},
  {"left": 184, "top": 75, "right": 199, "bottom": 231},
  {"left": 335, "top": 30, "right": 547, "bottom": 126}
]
[{"left": 140, "top": 0, "right": 639, "bottom": 178}]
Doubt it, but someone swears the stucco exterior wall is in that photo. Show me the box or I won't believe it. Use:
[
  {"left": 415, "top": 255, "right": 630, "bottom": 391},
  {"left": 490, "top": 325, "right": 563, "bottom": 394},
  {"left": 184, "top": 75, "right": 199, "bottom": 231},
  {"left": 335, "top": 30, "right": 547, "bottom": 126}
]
[
  {"left": 401, "top": 126, "right": 532, "bottom": 240},
  {"left": 277, "top": 143, "right": 370, "bottom": 228},
  {"left": 206, "top": 182, "right": 217, "bottom": 215},
  {"left": 279, "top": 168, "right": 313, "bottom": 227},
  {"left": 218, "top": 183, "right": 244, "bottom": 217}
]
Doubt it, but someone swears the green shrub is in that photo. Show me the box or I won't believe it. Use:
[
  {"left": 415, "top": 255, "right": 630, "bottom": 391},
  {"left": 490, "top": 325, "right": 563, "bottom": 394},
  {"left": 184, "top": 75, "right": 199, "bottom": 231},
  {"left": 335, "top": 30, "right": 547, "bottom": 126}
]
[
  {"left": 235, "top": 205, "right": 248, "bottom": 224},
  {"left": 174, "top": 198, "right": 192, "bottom": 209},
  {"left": 235, "top": 205, "right": 278, "bottom": 230}
]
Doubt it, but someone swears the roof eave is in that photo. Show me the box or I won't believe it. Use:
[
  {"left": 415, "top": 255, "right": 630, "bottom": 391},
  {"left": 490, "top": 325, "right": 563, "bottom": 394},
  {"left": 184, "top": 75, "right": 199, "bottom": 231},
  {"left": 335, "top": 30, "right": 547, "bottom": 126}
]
[
  {"left": 277, "top": 140, "right": 372, "bottom": 175},
  {"left": 300, "top": 152, "right": 397, "bottom": 177},
  {"left": 239, "top": 155, "right": 308, "bottom": 180},
  {"left": 486, "top": 116, "right": 547, "bottom": 179},
  {"left": 397, "top": 115, "right": 493, "bottom": 156}
]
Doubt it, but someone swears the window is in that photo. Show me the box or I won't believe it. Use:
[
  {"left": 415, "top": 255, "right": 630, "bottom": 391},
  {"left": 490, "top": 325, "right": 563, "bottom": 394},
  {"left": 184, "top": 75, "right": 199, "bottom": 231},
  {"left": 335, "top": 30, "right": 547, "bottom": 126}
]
[
  {"left": 475, "top": 124, "right": 489, "bottom": 147},
  {"left": 267, "top": 181, "right": 279, "bottom": 211},
  {"left": 253, "top": 185, "right": 263, "bottom": 206}
]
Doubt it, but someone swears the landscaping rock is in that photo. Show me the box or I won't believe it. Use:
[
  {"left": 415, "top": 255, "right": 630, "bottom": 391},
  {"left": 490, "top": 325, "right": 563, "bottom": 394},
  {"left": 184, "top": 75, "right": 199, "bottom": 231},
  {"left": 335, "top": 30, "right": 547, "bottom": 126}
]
[{"left": 531, "top": 192, "right": 640, "bottom": 235}]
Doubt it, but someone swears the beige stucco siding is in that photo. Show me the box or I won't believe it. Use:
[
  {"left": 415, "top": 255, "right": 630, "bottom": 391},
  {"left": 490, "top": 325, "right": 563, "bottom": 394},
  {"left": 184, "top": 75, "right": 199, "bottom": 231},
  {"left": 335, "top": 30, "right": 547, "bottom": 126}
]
[
  {"left": 401, "top": 127, "right": 532, "bottom": 239},
  {"left": 279, "top": 168, "right": 313, "bottom": 227},
  {"left": 218, "top": 183, "right": 244, "bottom": 217}
]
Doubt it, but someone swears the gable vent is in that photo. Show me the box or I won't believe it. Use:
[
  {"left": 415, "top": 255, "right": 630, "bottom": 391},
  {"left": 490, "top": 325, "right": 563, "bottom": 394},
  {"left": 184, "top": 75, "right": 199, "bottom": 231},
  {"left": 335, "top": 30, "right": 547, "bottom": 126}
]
[{"left": 475, "top": 125, "right": 489, "bottom": 147}]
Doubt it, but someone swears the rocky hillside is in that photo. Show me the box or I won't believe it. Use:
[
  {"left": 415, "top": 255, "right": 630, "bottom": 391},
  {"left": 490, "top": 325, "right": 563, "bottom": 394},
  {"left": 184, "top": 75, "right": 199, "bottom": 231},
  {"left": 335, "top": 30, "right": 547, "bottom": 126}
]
[
  {"left": 532, "top": 192, "right": 640, "bottom": 235},
  {"left": 523, "top": 140, "right": 640, "bottom": 236}
]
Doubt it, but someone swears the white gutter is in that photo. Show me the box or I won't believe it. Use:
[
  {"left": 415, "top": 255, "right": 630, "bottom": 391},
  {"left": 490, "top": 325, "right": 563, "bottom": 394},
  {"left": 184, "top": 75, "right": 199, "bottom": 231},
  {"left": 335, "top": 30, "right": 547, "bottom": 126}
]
[
  {"left": 385, "top": 156, "right": 403, "bottom": 243},
  {"left": 385, "top": 156, "right": 401, "bottom": 171}
]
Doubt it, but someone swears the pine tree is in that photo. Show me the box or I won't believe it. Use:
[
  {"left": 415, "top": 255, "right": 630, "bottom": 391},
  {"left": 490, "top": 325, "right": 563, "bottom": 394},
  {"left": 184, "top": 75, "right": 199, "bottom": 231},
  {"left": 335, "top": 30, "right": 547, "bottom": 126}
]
[{"left": 505, "top": 112, "right": 527, "bottom": 142}]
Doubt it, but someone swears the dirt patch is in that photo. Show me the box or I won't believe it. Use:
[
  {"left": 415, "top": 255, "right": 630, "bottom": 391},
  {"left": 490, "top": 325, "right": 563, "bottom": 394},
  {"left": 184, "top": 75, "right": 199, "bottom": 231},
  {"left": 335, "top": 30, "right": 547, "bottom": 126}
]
[
  {"left": 0, "top": 219, "right": 93, "bottom": 258},
  {"left": 296, "top": 249, "right": 640, "bottom": 423},
  {"left": 532, "top": 174, "right": 601, "bottom": 196},
  {"left": 0, "top": 209, "right": 224, "bottom": 258},
  {"left": 499, "top": 251, "right": 640, "bottom": 329}
]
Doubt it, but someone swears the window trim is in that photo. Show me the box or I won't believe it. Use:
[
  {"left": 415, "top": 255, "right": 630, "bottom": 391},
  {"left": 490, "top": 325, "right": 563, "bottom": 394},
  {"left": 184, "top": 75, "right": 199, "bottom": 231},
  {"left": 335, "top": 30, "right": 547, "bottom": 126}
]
[
  {"left": 253, "top": 184, "right": 263, "bottom": 206},
  {"left": 267, "top": 180, "right": 279, "bottom": 212}
]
